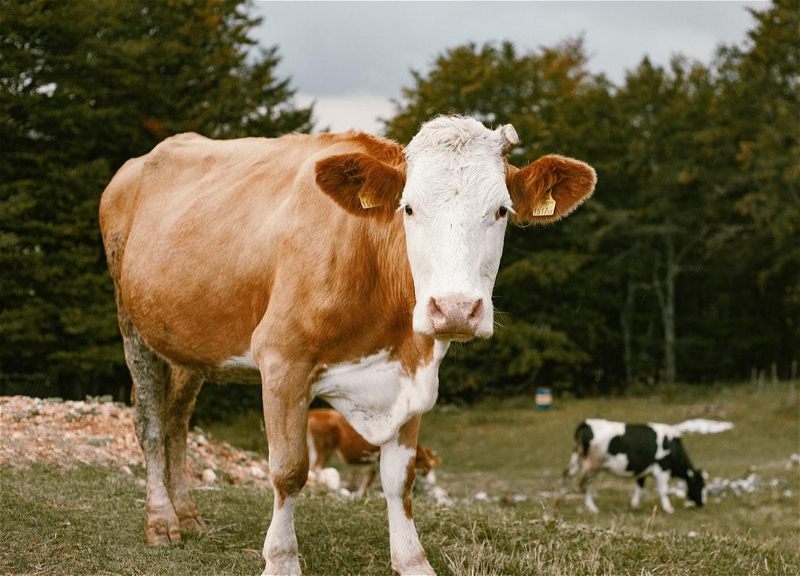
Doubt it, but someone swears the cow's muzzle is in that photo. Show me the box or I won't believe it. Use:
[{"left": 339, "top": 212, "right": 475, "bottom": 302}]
[{"left": 427, "top": 295, "right": 484, "bottom": 341}]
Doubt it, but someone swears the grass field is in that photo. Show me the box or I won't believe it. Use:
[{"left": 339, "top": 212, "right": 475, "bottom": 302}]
[{"left": 2, "top": 384, "right": 798, "bottom": 575}]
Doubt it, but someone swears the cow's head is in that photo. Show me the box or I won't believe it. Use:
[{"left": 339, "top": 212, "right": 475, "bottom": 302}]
[
  {"left": 316, "top": 116, "right": 596, "bottom": 341},
  {"left": 415, "top": 446, "right": 442, "bottom": 484},
  {"left": 686, "top": 468, "right": 706, "bottom": 507}
]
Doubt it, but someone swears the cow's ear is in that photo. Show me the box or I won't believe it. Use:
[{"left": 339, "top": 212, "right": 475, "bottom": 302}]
[
  {"left": 315, "top": 153, "right": 405, "bottom": 220},
  {"left": 506, "top": 155, "right": 596, "bottom": 225}
]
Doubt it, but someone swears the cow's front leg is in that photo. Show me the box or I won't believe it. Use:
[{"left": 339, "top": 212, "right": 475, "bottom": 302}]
[
  {"left": 381, "top": 415, "right": 435, "bottom": 576},
  {"left": 654, "top": 466, "right": 674, "bottom": 514},
  {"left": 356, "top": 463, "right": 377, "bottom": 498},
  {"left": 260, "top": 357, "right": 311, "bottom": 576}
]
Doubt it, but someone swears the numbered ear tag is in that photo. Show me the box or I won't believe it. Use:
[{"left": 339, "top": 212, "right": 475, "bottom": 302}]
[
  {"left": 359, "top": 191, "right": 379, "bottom": 209},
  {"left": 531, "top": 190, "right": 556, "bottom": 217}
]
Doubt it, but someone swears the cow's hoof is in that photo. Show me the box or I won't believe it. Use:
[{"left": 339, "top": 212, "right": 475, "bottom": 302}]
[
  {"left": 146, "top": 514, "right": 182, "bottom": 545},
  {"left": 392, "top": 557, "right": 436, "bottom": 576},
  {"left": 262, "top": 557, "right": 302, "bottom": 576},
  {"left": 179, "top": 511, "right": 207, "bottom": 532},
  {"left": 175, "top": 504, "right": 207, "bottom": 532}
]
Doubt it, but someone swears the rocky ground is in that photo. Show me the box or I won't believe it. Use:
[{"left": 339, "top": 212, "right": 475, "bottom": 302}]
[
  {"left": 3, "top": 394, "right": 793, "bottom": 507},
  {"left": 0, "top": 395, "right": 451, "bottom": 501},
  {"left": 0, "top": 395, "right": 270, "bottom": 486}
]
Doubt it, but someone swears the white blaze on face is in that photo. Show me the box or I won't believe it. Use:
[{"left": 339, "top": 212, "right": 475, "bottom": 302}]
[{"left": 402, "top": 117, "right": 512, "bottom": 341}]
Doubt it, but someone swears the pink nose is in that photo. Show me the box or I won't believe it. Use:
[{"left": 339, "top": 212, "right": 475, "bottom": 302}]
[{"left": 428, "top": 296, "right": 484, "bottom": 337}]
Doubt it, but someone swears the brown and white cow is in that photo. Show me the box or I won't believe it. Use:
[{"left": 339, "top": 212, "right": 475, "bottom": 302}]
[
  {"left": 307, "top": 408, "right": 442, "bottom": 497},
  {"left": 99, "top": 116, "right": 595, "bottom": 576}
]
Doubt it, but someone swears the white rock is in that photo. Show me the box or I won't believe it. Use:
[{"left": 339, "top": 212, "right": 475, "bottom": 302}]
[
  {"left": 474, "top": 491, "right": 488, "bottom": 501},
  {"left": 121, "top": 465, "right": 132, "bottom": 475},
  {"left": 430, "top": 485, "right": 453, "bottom": 506},
  {"left": 201, "top": 468, "right": 217, "bottom": 483},
  {"left": 687, "top": 531, "right": 698, "bottom": 538},
  {"left": 316, "top": 467, "right": 341, "bottom": 491},
  {"left": 249, "top": 465, "right": 267, "bottom": 479}
]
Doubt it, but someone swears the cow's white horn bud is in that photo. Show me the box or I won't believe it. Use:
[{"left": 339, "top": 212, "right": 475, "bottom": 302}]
[{"left": 500, "top": 124, "right": 519, "bottom": 154}]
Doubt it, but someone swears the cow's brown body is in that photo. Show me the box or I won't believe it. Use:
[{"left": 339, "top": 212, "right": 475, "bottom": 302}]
[
  {"left": 100, "top": 130, "right": 438, "bottom": 575},
  {"left": 101, "top": 131, "right": 419, "bottom": 374},
  {"left": 100, "top": 117, "right": 596, "bottom": 576}
]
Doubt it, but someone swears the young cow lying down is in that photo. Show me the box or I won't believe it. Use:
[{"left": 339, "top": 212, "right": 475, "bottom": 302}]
[
  {"left": 307, "top": 409, "right": 442, "bottom": 497},
  {"left": 561, "top": 419, "right": 706, "bottom": 513}
]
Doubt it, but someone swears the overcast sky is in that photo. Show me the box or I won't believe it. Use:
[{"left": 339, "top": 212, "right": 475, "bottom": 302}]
[{"left": 252, "top": 1, "right": 765, "bottom": 134}]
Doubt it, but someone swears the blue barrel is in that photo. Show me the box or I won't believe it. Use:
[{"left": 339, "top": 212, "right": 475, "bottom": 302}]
[{"left": 536, "top": 387, "right": 553, "bottom": 410}]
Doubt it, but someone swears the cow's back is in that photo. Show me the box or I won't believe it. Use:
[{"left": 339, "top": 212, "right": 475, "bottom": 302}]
[{"left": 99, "top": 131, "right": 407, "bottom": 369}]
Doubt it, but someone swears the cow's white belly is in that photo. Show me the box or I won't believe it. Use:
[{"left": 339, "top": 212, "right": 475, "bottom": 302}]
[
  {"left": 602, "top": 452, "right": 634, "bottom": 476},
  {"left": 311, "top": 341, "right": 450, "bottom": 446}
]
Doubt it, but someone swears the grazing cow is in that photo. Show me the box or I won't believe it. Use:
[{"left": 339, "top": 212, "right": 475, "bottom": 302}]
[
  {"left": 99, "top": 115, "right": 596, "bottom": 576},
  {"left": 307, "top": 408, "right": 441, "bottom": 497},
  {"left": 561, "top": 419, "right": 706, "bottom": 514}
]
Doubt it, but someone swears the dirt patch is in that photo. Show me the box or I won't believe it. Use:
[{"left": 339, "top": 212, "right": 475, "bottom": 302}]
[{"left": 0, "top": 395, "right": 270, "bottom": 486}]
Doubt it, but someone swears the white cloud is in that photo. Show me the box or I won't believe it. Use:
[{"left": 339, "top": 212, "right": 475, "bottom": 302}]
[
  {"left": 296, "top": 93, "right": 395, "bottom": 134},
  {"left": 260, "top": 1, "right": 766, "bottom": 135}
]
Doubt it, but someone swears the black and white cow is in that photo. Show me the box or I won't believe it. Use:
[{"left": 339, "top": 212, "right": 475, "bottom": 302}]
[{"left": 561, "top": 419, "right": 706, "bottom": 513}]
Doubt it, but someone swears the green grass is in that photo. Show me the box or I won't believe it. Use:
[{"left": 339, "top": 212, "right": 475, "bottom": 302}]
[{"left": 2, "top": 385, "right": 798, "bottom": 575}]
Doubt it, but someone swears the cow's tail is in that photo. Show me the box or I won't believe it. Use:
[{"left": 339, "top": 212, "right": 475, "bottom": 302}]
[
  {"left": 673, "top": 418, "right": 734, "bottom": 435},
  {"left": 558, "top": 422, "right": 591, "bottom": 501}
]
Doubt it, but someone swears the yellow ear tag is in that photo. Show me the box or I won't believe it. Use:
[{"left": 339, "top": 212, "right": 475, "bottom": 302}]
[
  {"left": 359, "top": 191, "right": 380, "bottom": 209},
  {"left": 531, "top": 190, "right": 556, "bottom": 217}
]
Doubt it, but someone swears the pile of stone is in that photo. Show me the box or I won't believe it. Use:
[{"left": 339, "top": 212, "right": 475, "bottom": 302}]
[{"left": 0, "top": 395, "right": 270, "bottom": 486}]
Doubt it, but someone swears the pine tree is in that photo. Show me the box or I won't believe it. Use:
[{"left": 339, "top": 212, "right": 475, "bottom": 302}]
[{"left": 0, "top": 0, "right": 313, "bottom": 397}]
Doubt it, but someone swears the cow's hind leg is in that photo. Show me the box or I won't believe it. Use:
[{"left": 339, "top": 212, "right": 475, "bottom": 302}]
[
  {"left": 124, "top": 329, "right": 181, "bottom": 545},
  {"left": 557, "top": 451, "right": 581, "bottom": 503},
  {"left": 579, "top": 467, "right": 600, "bottom": 514},
  {"left": 164, "top": 366, "right": 205, "bottom": 532},
  {"left": 381, "top": 415, "right": 435, "bottom": 576},
  {"left": 631, "top": 476, "right": 646, "bottom": 509},
  {"left": 260, "top": 357, "right": 310, "bottom": 576}
]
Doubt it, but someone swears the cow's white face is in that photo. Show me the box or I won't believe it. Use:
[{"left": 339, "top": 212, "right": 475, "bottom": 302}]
[
  {"left": 401, "top": 118, "right": 513, "bottom": 340},
  {"left": 315, "top": 115, "right": 597, "bottom": 343}
]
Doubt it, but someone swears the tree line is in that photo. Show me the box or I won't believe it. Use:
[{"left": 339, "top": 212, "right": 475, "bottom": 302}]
[
  {"left": 1, "top": 0, "right": 797, "bottom": 407},
  {"left": 384, "top": 0, "right": 798, "bottom": 400}
]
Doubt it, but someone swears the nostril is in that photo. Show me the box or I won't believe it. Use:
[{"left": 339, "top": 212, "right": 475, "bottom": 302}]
[
  {"left": 428, "top": 297, "right": 446, "bottom": 321},
  {"left": 468, "top": 300, "right": 483, "bottom": 321}
]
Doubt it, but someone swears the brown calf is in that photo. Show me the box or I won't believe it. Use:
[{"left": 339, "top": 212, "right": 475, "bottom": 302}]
[{"left": 307, "top": 408, "right": 441, "bottom": 497}]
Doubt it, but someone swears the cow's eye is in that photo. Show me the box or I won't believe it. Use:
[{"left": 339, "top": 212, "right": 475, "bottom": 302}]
[
  {"left": 405, "top": 205, "right": 413, "bottom": 216},
  {"left": 496, "top": 206, "right": 508, "bottom": 218}
]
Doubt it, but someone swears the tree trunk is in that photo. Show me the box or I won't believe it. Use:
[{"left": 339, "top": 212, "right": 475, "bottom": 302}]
[
  {"left": 620, "top": 278, "right": 637, "bottom": 390},
  {"left": 654, "top": 232, "right": 678, "bottom": 385}
]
